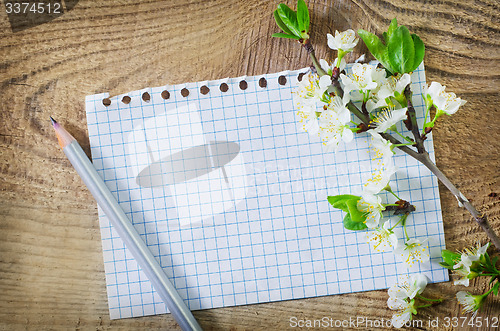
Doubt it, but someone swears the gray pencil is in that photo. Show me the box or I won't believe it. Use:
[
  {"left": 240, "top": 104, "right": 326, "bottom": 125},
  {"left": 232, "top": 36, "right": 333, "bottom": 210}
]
[{"left": 51, "top": 117, "right": 202, "bottom": 331}]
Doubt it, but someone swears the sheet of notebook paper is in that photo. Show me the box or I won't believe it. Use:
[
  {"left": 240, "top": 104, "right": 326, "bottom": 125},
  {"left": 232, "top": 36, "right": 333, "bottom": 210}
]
[{"left": 85, "top": 63, "right": 448, "bottom": 319}]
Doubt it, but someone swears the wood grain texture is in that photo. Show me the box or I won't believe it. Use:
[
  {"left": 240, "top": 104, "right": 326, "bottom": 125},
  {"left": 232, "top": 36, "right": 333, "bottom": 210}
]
[{"left": 1, "top": 0, "right": 499, "bottom": 329}]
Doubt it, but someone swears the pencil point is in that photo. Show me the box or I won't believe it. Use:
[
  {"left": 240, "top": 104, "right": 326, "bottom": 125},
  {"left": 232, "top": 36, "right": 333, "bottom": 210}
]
[{"left": 50, "top": 116, "right": 57, "bottom": 126}]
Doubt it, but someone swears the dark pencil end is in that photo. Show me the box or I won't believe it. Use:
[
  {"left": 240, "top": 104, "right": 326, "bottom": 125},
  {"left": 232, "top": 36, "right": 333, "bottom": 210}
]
[{"left": 50, "top": 116, "right": 57, "bottom": 125}]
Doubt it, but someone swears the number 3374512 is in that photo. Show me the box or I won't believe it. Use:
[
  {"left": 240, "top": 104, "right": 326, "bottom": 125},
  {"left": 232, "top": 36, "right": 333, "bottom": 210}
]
[
  {"left": 5, "top": 2, "right": 62, "bottom": 14},
  {"left": 443, "top": 316, "right": 499, "bottom": 328}
]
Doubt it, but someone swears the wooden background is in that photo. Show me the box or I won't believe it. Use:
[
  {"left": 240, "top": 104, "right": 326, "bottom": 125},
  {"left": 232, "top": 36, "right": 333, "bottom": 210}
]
[{"left": 1, "top": 0, "right": 499, "bottom": 329}]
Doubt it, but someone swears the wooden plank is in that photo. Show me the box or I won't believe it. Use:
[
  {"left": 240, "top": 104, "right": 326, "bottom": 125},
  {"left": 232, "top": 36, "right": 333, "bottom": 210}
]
[{"left": 0, "top": 0, "right": 499, "bottom": 329}]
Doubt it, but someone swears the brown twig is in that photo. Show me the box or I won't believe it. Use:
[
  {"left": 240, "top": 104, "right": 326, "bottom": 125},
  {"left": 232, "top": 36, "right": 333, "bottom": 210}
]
[{"left": 403, "top": 84, "right": 426, "bottom": 153}]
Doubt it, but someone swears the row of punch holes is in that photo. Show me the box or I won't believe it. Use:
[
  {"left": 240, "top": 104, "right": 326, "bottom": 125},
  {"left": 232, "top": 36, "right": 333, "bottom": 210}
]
[{"left": 102, "top": 72, "right": 307, "bottom": 107}]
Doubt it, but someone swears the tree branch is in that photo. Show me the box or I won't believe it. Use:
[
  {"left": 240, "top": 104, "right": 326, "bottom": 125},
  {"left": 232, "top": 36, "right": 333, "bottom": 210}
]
[
  {"left": 404, "top": 84, "right": 426, "bottom": 153},
  {"left": 417, "top": 152, "right": 500, "bottom": 251}
]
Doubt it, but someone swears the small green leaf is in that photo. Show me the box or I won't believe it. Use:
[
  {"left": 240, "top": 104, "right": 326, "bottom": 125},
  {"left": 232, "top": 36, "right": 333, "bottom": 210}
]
[
  {"left": 492, "top": 256, "right": 498, "bottom": 267},
  {"left": 343, "top": 213, "right": 368, "bottom": 231},
  {"left": 384, "top": 18, "right": 398, "bottom": 43},
  {"left": 346, "top": 198, "right": 365, "bottom": 224},
  {"left": 387, "top": 25, "right": 415, "bottom": 74},
  {"left": 411, "top": 34, "right": 425, "bottom": 71},
  {"left": 327, "top": 194, "right": 361, "bottom": 212},
  {"left": 484, "top": 251, "right": 492, "bottom": 267},
  {"left": 492, "top": 282, "right": 500, "bottom": 296},
  {"left": 357, "top": 29, "right": 395, "bottom": 73},
  {"left": 273, "top": 9, "right": 294, "bottom": 36},
  {"left": 439, "top": 262, "right": 454, "bottom": 270},
  {"left": 272, "top": 32, "right": 301, "bottom": 40},
  {"left": 441, "top": 249, "right": 460, "bottom": 266},
  {"left": 277, "top": 4, "right": 301, "bottom": 38},
  {"left": 297, "top": 0, "right": 310, "bottom": 35}
]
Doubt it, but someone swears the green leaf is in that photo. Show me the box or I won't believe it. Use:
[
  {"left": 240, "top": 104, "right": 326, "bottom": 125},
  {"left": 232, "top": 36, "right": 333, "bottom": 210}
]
[
  {"left": 492, "top": 256, "right": 498, "bottom": 267},
  {"left": 492, "top": 282, "right": 500, "bottom": 296},
  {"left": 411, "top": 34, "right": 425, "bottom": 71},
  {"left": 297, "top": 0, "right": 310, "bottom": 35},
  {"left": 346, "top": 198, "right": 366, "bottom": 224},
  {"left": 357, "top": 29, "right": 395, "bottom": 73},
  {"left": 327, "top": 194, "right": 361, "bottom": 212},
  {"left": 272, "top": 32, "right": 301, "bottom": 40},
  {"left": 484, "top": 251, "right": 492, "bottom": 267},
  {"left": 277, "top": 4, "right": 301, "bottom": 38},
  {"left": 441, "top": 249, "right": 460, "bottom": 266},
  {"left": 273, "top": 9, "right": 294, "bottom": 36},
  {"left": 383, "top": 18, "right": 398, "bottom": 43},
  {"left": 343, "top": 213, "right": 368, "bottom": 231},
  {"left": 387, "top": 25, "right": 415, "bottom": 74},
  {"left": 439, "top": 262, "right": 454, "bottom": 270}
]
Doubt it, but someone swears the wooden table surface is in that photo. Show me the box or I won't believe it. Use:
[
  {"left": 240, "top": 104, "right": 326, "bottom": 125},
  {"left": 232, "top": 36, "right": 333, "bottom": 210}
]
[{"left": 1, "top": 0, "right": 499, "bottom": 330}]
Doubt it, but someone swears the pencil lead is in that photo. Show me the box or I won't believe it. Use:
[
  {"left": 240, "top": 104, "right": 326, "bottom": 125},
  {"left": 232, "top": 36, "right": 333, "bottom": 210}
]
[{"left": 50, "top": 116, "right": 57, "bottom": 125}]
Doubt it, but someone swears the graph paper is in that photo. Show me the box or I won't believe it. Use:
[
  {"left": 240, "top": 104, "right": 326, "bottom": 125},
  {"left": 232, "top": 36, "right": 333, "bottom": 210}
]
[{"left": 85, "top": 63, "right": 448, "bottom": 319}]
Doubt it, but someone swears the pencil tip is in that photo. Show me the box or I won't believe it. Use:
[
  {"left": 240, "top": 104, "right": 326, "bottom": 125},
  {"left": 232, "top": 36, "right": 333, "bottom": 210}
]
[{"left": 50, "top": 116, "right": 57, "bottom": 125}]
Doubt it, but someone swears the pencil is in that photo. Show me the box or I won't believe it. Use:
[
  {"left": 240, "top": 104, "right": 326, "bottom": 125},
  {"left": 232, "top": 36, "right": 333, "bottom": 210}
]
[{"left": 51, "top": 117, "right": 202, "bottom": 331}]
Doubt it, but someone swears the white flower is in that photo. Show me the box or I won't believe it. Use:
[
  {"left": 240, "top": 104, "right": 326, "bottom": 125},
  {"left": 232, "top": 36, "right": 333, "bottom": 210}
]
[
  {"left": 363, "top": 165, "right": 397, "bottom": 195},
  {"left": 394, "top": 238, "right": 430, "bottom": 267},
  {"left": 372, "top": 107, "right": 408, "bottom": 133},
  {"left": 454, "top": 242, "right": 490, "bottom": 270},
  {"left": 367, "top": 129, "right": 394, "bottom": 166},
  {"left": 369, "top": 74, "right": 411, "bottom": 111},
  {"left": 424, "top": 81, "right": 466, "bottom": 115},
  {"left": 357, "top": 194, "right": 384, "bottom": 229},
  {"left": 327, "top": 29, "right": 358, "bottom": 52},
  {"left": 318, "top": 96, "right": 353, "bottom": 152},
  {"left": 293, "top": 72, "right": 331, "bottom": 107},
  {"left": 387, "top": 297, "right": 415, "bottom": 328},
  {"left": 296, "top": 103, "right": 320, "bottom": 135},
  {"left": 389, "top": 274, "right": 428, "bottom": 300},
  {"left": 456, "top": 291, "right": 484, "bottom": 317},
  {"left": 340, "top": 63, "right": 387, "bottom": 100},
  {"left": 452, "top": 242, "right": 490, "bottom": 286},
  {"left": 366, "top": 221, "right": 398, "bottom": 252},
  {"left": 317, "top": 113, "right": 353, "bottom": 152},
  {"left": 423, "top": 81, "right": 444, "bottom": 109}
]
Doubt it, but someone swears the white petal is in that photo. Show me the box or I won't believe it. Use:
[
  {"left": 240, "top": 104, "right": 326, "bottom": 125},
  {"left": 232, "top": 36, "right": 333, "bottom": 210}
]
[
  {"left": 392, "top": 311, "right": 411, "bottom": 328},
  {"left": 407, "top": 274, "right": 428, "bottom": 298},
  {"left": 453, "top": 278, "right": 470, "bottom": 286},
  {"left": 389, "top": 286, "right": 409, "bottom": 300},
  {"left": 396, "top": 73, "right": 412, "bottom": 93},
  {"left": 387, "top": 297, "right": 406, "bottom": 310},
  {"left": 326, "top": 33, "right": 337, "bottom": 50},
  {"left": 428, "top": 81, "right": 444, "bottom": 97},
  {"left": 342, "top": 127, "right": 353, "bottom": 142},
  {"left": 335, "top": 57, "right": 347, "bottom": 71},
  {"left": 319, "top": 59, "right": 330, "bottom": 74},
  {"left": 354, "top": 54, "right": 365, "bottom": 63},
  {"left": 477, "top": 242, "right": 489, "bottom": 256},
  {"left": 319, "top": 75, "right": 332, "bottom": 91}
]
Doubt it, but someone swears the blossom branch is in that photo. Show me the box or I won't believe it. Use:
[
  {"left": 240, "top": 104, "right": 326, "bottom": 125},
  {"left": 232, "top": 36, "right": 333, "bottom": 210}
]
[
  {"left": 302, "top": 40, "right": 326, "bottom": 76},
  {"left": 403, "top": 85, "right": 426, "bottom": 153},
  {"left": 297, "top": 36, "right": 500, "bottom": 251}
]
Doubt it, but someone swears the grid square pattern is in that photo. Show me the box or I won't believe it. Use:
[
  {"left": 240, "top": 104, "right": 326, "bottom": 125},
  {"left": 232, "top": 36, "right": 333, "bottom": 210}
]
[{"left": 85, "top": 63, "right": 448, "bottom": 319}]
